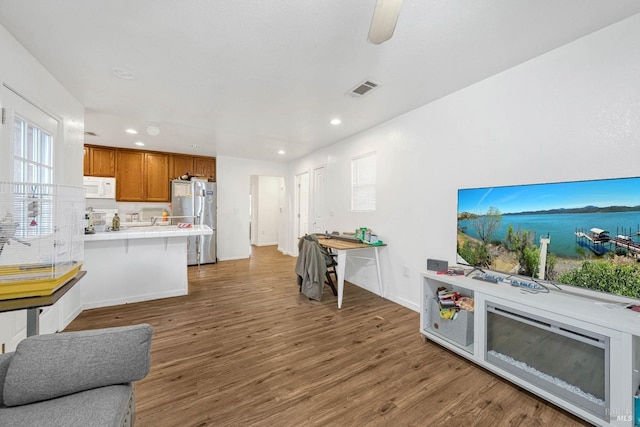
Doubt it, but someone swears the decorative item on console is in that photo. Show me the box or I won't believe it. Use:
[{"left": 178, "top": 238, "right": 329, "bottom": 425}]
[{"left": 436, "top": 286, "right": 475, "bottom": 319}]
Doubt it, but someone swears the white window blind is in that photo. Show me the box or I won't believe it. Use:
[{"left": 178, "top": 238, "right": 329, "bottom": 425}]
[
  {"left": 6, "top": 83, "right": 59, "bottom": 238},
  {"left": 351, "top": 152, "right": 376, "bottom": 211},
  {"left": 13, "top": 115, "right": 53, "bottom": 184}
]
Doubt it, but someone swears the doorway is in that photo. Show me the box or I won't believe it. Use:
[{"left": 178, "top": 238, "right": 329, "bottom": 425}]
[{"left": 250, "top": 175, "right": 286, "bottom": 247}]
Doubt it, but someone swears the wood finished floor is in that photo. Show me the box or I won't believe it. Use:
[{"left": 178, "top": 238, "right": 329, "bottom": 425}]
[{"left": 66, "top": 246, "right": 590, "bottom": 427}]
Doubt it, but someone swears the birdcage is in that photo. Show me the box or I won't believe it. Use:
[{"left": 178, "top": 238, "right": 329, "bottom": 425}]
[{"left": 0, "top": 182, "right": 85, "bottom": 299}]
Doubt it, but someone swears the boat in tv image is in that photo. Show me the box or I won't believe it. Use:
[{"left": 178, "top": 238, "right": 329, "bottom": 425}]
[{"left": 457, "top": 175, "right": 640, "bottom": 302}]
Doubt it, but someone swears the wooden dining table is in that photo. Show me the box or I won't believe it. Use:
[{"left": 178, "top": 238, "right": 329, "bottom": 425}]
[{"left": 316, "top": 237, "right": 386, "bottom": 309}]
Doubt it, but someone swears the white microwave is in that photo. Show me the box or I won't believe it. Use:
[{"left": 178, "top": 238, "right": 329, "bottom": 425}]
[{"left": 83, "top": 176, "right": 116, "bottom": 199}]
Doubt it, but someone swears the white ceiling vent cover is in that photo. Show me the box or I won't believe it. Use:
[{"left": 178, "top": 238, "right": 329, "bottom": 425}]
[{"left": 348, "top": 80, "right": 381, "bottom": 97}]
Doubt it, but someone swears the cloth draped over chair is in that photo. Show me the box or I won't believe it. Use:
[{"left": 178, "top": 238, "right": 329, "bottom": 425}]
[{"left": 295, "top": 234, "right": 334, "bottom": 301}]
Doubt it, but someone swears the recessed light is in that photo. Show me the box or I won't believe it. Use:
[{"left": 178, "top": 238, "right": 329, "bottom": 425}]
[
  {"left": 134, "top": 141, "right": 145, "bottom": 146},
  {"left": 112, "top": 67, "right": 135, "bottom": 80},
  {"left": 278, "top": 150, "right": 285, "bottom": 155},
  {"left": 125, "top": 129, "right": 138, "bottom": 134},
  {"left": 330, "top": 118, "right": 341, "bottom": 125}
]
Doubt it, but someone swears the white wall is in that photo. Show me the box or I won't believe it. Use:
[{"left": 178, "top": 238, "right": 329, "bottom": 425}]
[
  {"left": 0, "top": 25, "right": 84, "bottom": 186},
  {"left": 216, "top": 156, "right": 287, "bottom": 260},
  {"left": 0, "top": 24, "right": 85, "bottom": 348},
  {"left": 286, "top": 13, "right": 640, "bottom": 311}
]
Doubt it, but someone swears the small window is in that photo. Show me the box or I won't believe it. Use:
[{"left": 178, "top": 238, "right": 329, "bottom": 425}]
[
  {"left": 13, "top": 115, "right": 53, "bottom": 184},
  {"left": 351, "top": 152, "right": 376, "bottom": 211},
  {"left": 12, "top": 115, "right": 55, "bottom": 237}
]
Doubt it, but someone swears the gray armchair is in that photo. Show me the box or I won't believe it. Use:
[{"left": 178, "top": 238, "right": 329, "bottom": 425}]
[{"left": 0, "top": 323, "right": 152, "bottom": 427}]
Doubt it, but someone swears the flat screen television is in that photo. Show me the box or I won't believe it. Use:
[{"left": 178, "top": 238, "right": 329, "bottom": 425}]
[{"left": 457, "top": 176, "right": 640, "bottom": 303}]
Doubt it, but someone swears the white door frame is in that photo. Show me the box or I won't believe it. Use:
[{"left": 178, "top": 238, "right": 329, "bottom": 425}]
[
  {"left": 294, "top": 171, "right": 310, "bottom": 247},
  {"left": 312, "top": 165, "right": 326, "bottom": 234}
]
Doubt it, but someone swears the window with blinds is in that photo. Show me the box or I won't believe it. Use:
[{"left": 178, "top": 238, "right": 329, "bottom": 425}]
[
  {"left": 13, "top": 115, "right": 53, "bottom": 184},
  {"left": 351, "top": 152, "right": 376, "bottom": 211}
]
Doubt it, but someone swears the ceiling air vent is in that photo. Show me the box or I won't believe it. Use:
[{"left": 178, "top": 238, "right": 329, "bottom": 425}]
[
  {"left": 84, "top": 131, "right": 98, "bottom": 136},
  {"left": 348, "top": 80, "right": 380, "bottom": 97}
]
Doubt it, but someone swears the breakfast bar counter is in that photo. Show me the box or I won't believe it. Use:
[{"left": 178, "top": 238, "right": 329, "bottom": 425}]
[
  {"left": 82, "top": 225, "right": 213, "bottom": 309},
  {"left": 83, "top": 224, "right": 213, "bottom": 241}
]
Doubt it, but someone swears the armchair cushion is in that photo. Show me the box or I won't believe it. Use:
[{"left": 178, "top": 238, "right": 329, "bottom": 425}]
[{"left": 2, "top": 324, "right": 152, "bottom": 407}]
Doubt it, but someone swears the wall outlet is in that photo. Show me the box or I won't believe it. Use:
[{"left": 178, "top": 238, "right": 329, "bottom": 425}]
[{"left": 403, "top": 265, "right": 410, "bottom": 277}]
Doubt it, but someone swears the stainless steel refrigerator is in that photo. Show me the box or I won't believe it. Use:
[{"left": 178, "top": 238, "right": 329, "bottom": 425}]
[{"left": 171, "top": 179, "right": 216, "bottom": 265}]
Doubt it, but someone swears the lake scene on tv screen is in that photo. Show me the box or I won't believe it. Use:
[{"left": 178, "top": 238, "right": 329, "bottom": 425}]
[{"left": 457, "top": 176, "right": 640, "bottom": 301}]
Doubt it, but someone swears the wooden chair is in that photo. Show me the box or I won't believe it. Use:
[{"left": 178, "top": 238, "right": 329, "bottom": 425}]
[{"left": 324, "top": 249, "right": 338, "bottom": 296}]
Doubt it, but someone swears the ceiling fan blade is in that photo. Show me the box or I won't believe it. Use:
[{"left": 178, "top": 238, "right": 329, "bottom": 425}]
[{"left": 367, "top": 0, "right": 404, "bottom": 45}]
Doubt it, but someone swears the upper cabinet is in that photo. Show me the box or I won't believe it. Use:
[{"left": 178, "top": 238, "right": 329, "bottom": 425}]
[
  {"left": 83, "top": 146, "right": 90, "bottom": 175},
  {"left": 145, "top": 152, "right": 170, "bottom": 202},
  {"left": 116, "top": 150, "right": 170, "bottom": 202},
  {"left": 170, "top": 155, "right": 216, "bottom": 181},
  {"left": 194, "top": 157, "right": 216, "bottom": 181},
  {"left": 169, "top": 155, "right": 194, "bottom": 180},
  {"left": 84, "top": 144, "right": 215, "bottom": 202},
  {"left": 84, "top": 145, "right": 116, "bottom": 177},
  {"left": 116, "top": 150, "right": 146, "bottom": 201}
]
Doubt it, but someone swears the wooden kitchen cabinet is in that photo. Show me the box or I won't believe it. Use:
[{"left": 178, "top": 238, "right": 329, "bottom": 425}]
[
  {"left": 116, "top": 150, "right": 146, "bottom": 201},
  {"left": 145, "top": 152, "right": 170, "bottom": 202},
  {"left": 85, "top": 144, "right": 213, "bottom": 201},
  {"left": 169, "top": 154, "right": 194, "bottom": 180},
  {"left": 194, "top": 157, "right": 216, "bottom": 181},
  {"left": 84, "top": 145, "right": 116, "bottom": 177},
  {"left": 83, "top": 146, "right": 90, "bottom": 175},
  {"left": 116, "top": 150, "right": 170, "bottom": 202}
]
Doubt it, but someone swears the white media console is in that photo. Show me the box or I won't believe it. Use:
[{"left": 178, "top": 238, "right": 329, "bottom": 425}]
[{"left": 420, "top": 270, "right": 640, "bottom": 426}]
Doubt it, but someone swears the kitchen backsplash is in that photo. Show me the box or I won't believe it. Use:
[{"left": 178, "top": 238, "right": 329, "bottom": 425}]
[{"left": 86, "top": 199, "right": 170, "bottom": 222}]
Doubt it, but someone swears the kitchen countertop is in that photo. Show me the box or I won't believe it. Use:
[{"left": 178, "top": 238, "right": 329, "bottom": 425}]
[{"left": 84, "top": 224, "right": 213, "bottom": 241}]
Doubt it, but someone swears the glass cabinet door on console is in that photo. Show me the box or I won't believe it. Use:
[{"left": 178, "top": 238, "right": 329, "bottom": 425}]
[{"left": 486, "top": 303, "right": 609, "bottom": 422}]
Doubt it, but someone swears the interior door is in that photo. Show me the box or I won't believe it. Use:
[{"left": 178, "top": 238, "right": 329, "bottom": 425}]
[
  {"left": 295, "top": 172, "right": 309, "bottom": 239},
  {"left": 312, "top": 165, "right": 326, "bottom": 234}
]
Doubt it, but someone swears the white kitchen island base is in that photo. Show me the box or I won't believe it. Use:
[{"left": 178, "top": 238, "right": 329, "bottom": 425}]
[{"left": 82, "top": 225, "right": 213, "bottom": 309}]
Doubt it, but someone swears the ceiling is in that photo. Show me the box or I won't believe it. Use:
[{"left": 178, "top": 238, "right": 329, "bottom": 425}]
[{"left": 1, "top": 1, "right": 639, "bottom": 162}]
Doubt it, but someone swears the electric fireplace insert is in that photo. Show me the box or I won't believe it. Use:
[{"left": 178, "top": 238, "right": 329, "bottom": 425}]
[{"left": 485, "top": 303, "right": 610, "bottom": 421}]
